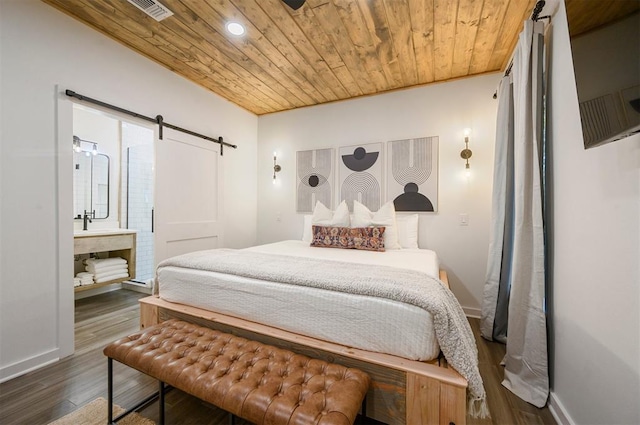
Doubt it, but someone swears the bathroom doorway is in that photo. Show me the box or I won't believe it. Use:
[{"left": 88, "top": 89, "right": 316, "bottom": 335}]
[
  {"left": 120, "top": 122, "right": 155, "bottom": 288},
  {"left": 72, "top": 104, "right": 155, "bottom": 298}
]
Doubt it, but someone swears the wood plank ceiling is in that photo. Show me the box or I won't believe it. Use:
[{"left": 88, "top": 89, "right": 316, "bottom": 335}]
[
  {"left": 41, "top": 0, "right": 635, "bottom": 115},
  {"left": 565, "top": 0, "right": 640, "bottom": 37}
]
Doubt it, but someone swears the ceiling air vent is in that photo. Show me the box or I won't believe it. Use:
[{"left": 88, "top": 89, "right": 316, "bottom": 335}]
[{"left": 126, "top": 0, "right": 174, "bottom": 21}]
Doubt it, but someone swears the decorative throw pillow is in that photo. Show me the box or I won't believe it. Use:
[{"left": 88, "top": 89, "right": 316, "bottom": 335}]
[
  {"left": 303, "top": 202, "right": 350, "bottom": 244},
  {"left": 396, "top": 214, "right": 419, "bottom": 249},
  {"left": 312, "top": 200, "right": 350, "bottom": 227},
  {"left": 351, "top": 201, "right": 401, "bottom": 250},
  {"left": 310, "top": 225, "right": 386, "bottom": 252}
]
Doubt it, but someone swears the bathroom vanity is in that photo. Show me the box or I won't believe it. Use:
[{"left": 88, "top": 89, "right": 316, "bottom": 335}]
[{"left": 74, "top": 229, "right": 137, "bottom": 292}]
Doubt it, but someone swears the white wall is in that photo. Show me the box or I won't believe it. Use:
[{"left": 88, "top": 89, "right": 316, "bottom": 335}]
[
  {"left": 257, "top": 74, "right": 501, "bottom": 315},
  {"left": 0, "top": 0, "right": 258, "bottom": 381},
  {"left": 547, "top": 1, "right": 640, "bottom": 424}
]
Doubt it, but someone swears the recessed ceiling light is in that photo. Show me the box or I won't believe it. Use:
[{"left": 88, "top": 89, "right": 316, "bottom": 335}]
[{"left": 226, "top": 22, "right": 245, "bottom": 36}]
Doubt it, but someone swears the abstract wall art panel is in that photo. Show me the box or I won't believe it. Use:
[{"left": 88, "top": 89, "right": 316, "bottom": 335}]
[
  {"left": 338, "top": 142, "right": 383, "bottom": 212},
  {"left": 296, "top": 148, "right": 334, "bottom": 213},
  {"left": 387, "top": 136, "right": 438, "bottom": 212}
]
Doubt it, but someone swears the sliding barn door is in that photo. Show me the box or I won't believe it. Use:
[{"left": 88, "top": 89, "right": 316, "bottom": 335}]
[{"left": 154, "top": 128, "right": 222, "bottom": 264}]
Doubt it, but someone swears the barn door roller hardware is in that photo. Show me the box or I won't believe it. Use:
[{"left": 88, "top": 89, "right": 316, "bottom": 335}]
[{"left": 65, "top": 89, "right": 236, "bottom": 156}]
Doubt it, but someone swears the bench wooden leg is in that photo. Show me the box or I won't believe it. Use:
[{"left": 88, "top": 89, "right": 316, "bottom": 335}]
[
  {"left": 108, "top": 357, "right": 114, "bottom": 425},
  {"left": 159, "top": 381, "right": 165, "bottom": 425}
]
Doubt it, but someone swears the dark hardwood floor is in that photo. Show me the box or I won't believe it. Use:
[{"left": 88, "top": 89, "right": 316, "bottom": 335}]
[{"left": 0, "top": 290, "right": 556, "bottom": 425}]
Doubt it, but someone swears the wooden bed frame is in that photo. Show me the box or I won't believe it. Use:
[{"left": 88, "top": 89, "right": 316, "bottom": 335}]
[{"left": 138, "top": 270, "right": 468, "bottom": 425}]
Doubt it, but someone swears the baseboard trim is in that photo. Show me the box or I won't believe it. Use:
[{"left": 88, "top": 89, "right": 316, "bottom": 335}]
[
  {"left": 122, "top": 281, "right": 153, "bottom": 295},
  {"left": 549, "top": 391, "right": 575, "bottom": 425},
  {"left": 0, "top": 348, "right": 59, "bottom": 384},
  {"left": 463, "top": 306, "right": 481, "bottom": 318}
]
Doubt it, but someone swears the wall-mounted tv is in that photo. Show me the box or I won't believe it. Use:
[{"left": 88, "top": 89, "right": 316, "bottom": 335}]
[{"left": 568, "top": 10, "right": 640, "bottom": 149}]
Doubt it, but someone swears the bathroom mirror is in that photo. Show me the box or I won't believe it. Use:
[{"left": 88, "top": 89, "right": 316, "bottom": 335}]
[{"left": 73, "top": 152, "right": 110, "bottom": 219}]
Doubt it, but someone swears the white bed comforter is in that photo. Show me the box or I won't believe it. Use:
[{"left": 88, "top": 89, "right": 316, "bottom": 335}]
[
  {"left": 159, "top": 241, "right": 441, "bottom": 361},
  {"left": 246, "top": 240, "right": 440, "bottom": 277}
]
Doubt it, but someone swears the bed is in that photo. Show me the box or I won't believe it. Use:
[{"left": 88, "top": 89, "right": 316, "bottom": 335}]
[{"left": 139, "top": 240, "right": 483, "bottom": 424}]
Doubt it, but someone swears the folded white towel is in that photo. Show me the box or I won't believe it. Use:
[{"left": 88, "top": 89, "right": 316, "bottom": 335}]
[
  {"left": 73, "top": 278, "right": 82, "bottom": 287},
  {"left": 85, "top": 257, "right": 127, "bottom": 267},
  {"left": 85, "top": 260, "right": 128, "bottom": 274},
  {"left": 93, "top": 268, "right": 129, "bottom": 281},
  {"left": 86, "top": 264, "right": 128, "bottom": 274},
  {"left": 87, "top": 262, "right": 126, "bottom": 269},
  {"left": 95, "top": 272, "right": 129, "bottom": 284},
  {"left": 77, "top": 271, "right": 94, "bottom": 285}
]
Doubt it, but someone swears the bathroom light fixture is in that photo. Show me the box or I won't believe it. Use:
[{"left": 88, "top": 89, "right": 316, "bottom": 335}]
[
  {"left": 73, "top": 135, "right": 99, "bottom": 156},
  {"left": 73, "top": 135, "right": 82, "bottom": 153},
  {"left": 273, "top": 152, "right": 281, "bottom": 184},
  {"left": 226, "top": 22, "right": 245, "bottom": 36},
  {"left": 460, "top": 129, "right": 472, "bottom": 177}
]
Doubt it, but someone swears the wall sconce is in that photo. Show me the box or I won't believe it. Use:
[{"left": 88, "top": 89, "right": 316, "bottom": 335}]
[
  {"left": 460, "top": 129, "right": 472, "bottom": 177},
  {"left": 273, "top": 152, "right": 282, "bottom": 184},
  {"left": 91, "top": 143, "right": 98, "bottom": 156}
]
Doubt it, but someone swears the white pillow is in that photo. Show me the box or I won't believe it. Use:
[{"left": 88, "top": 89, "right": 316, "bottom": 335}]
[
  {"left": 396, "top": 214, "right": 419, "bottom": 249},
  {"left": 351, "top": 200, "right": 401, "bottom": 250},
  {"left": 303, "top": 201, "right": 350, "bottom": 244},
  {"left": 302, "top": 214, "right": 313, "bottom": 243}
]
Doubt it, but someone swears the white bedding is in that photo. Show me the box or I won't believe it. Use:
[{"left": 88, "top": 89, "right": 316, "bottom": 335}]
[{"left": 158, "top": 240, "right": 442, "bottom": 360}]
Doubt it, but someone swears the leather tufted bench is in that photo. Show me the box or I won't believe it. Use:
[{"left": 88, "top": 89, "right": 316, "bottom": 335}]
[{"left": 104, "top": 319, "right": 370, "bottom": 425}]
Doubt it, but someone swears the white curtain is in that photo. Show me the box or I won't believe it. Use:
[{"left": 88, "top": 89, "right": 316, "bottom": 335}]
[{"left": 481, "top": 20, "right": 549, "bottom": 408}]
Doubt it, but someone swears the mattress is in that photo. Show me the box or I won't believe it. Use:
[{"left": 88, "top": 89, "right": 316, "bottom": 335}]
[{"left": 158, "top": 240, "right": 442, "bottom": 361}]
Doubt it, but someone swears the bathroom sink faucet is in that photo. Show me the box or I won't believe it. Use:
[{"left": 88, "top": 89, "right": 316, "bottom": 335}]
[{"left": 83, "top": 210, "right": 94, "bottom": 231}]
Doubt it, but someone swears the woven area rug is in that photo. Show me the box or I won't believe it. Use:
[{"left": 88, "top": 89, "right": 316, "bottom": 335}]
[{"left": 49, "top": 397, "right": 155, "bottom": 425}]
